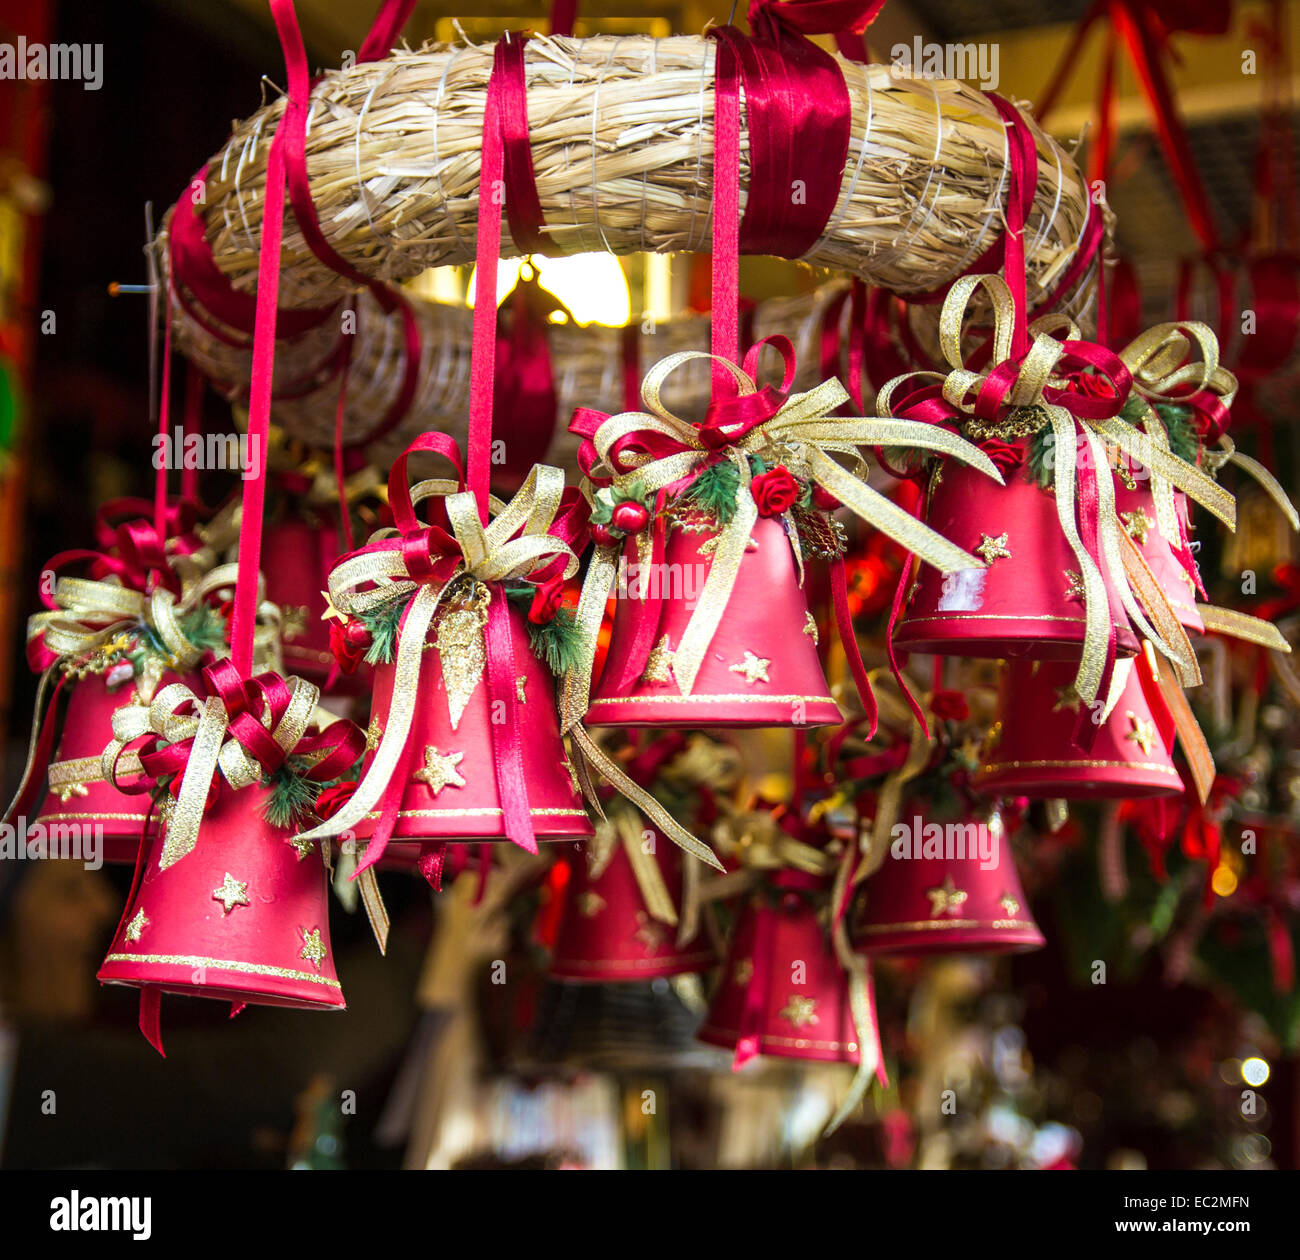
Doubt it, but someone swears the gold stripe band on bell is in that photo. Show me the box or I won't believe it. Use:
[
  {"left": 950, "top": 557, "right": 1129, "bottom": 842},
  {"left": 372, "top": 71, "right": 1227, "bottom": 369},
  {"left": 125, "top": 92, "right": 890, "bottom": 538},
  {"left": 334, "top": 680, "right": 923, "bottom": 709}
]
[
  {"left": 980, "top": 759, "right": 1181, "bottom": 774},
  {"left": 898, "top": 613, "right": 1116, "bottom": 627},
  {"left": 102, "top": 952, "right": 342, "bottom": 987},
  {"left": 364, "top": 807, "right": 591, "bottom": 820},
  {"left": 700, "top": 1025, "right": 859, "bottom": 1054},
  {"left": 36, "top": 811, "right": 152, "bottom": 823},
  {"left": 48, "top": 753, "right": 142, "bottom": 787},
  {"left": 857, "top": 918, "right": 1039, "bottom": 933},
  {"left": 586, "top": 693, "right": 839, "bottom": 707},
  {"left": 551, "top": 951, "right": 717, "bottom": 974}
]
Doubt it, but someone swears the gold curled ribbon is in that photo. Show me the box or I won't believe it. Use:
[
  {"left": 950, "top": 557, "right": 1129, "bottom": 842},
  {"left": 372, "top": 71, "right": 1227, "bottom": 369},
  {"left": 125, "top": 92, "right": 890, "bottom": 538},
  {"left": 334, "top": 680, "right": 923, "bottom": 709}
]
[
  {"left": 103, "top": 672, "right": 321, "bottom": 869},
  {"left": 824, "top": 841, "right": 882, "bottom": 1136},
  {"left": 1214, "top": 435, "right": 1300, "bottom": 532},
  {"left": 879, "top": 275, "right": 1237, "bottom": 709},
  {"left": 563, "top": 349, "right": 1004, "bottom": 724},
  {"left": 568, "top": 726, "right": 723, "bottom": 870},
  {"left": 288, "top": 464, "right": 579, "bottom": 851}
]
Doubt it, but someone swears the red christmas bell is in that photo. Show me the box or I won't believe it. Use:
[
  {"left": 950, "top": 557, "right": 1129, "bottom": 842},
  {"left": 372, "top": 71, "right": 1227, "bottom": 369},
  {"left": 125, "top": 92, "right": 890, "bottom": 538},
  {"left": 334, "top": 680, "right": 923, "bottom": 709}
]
[
  {"left": 1112, "top": 482, "right": 1203, "bottom": 633},
  {"left": 346, "top": 594, "right": 593, "bottom": 848},
  {"left": 852, "top": 810, "right": 1044, "bottom": 955},
  {"left": 699, "top": 871, "right": 869, "bottom": 1064},
  {"left": 893, "top": 458, "right": 1140, "bottom": 660},
  {"left": 549, "top": 821, "right": 717, "bottom": 982},
  {"left": 98, "top": 780, "right": 345, "bottom": 1012},
  {"left": 974, "top": 657, "right": 1184, "bottom": 799},
  {"left": 34, "top": 670, "right": 191, "bottom": 866},
  {"left": 583, "top": 515, "right": 843, "bottom": 729}
]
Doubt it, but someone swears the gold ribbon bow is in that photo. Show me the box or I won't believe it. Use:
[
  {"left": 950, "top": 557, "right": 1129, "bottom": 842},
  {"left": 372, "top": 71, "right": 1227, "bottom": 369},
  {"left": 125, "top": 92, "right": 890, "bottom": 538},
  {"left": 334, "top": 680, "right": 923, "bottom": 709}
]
[
  {"left": 563, "top": 350, "right": 1005, "bottom": 728},
  {"left": 103, "top": 671, "right": 321, "bottom": 869},
  {"left": 287, "top": 464, "right": 580, "bottom": 850},
  {"left": 878, "top": 274, "right": 1239, "bottom": 709}
]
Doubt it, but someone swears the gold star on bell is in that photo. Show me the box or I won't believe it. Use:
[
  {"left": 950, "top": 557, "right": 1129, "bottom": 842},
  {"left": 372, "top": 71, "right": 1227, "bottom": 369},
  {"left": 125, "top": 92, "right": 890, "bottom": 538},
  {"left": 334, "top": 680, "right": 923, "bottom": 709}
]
[
  {"left": 1064, "top": 569, "right": 1086, "bottom": 602},
  {"left": 802, "top": 612, "right": 819, "bottom": 646},
  {"left": 999, "top": 892, "right": 1021, "bottom": 917},
  {"left": 1125, "top": 711, "right": 1157, "bottom": 756},
  {"left": 634, "top": 912, "right": 667, "bottom": 953},
  {"left": 124, "top": 908, "right": 150, "bottom": 942},
  {"left": 1120, "top": 508, "right": 1152, "bottom": 544},
  {"left": 1052, "top": 685, "right": 1082, "bottom": 714},
  {"left": 287, "top": 834, "right": 316, "bottom": 862},
  {"left": 299, "top": 926, "right": 327, "bottom": 971},
  {"left": 976, "top": 531, "right": 1012, "bottom": 563},
  {"left": 577, "top": 892, "right": 606, "bottom": 918},
  {"left": 413, "top": 746, "right": 467, "bottom": 795},
  {"left": 212, "top": 872, "right": 251, "bottom": 915},
  {"left": 778, "top": 994, "right": 820, "bottom": 1028},
  {"left": 729, "top": 650, "right": 771, "bottom": 685},
  {"left": 641, "top": 634, "right": 676, "bottom": 685},
  {"left": 320, "top": 590, "right": 347, "bottom": 624},
  {"left": 365, "top": 714, "right": 383, "bottom": 753},
  {"left": 926, "top": 875, "right": 969, "bottom": 918},
  {"left": 55, "top": 781, "right": 90, "bottom": 803}
]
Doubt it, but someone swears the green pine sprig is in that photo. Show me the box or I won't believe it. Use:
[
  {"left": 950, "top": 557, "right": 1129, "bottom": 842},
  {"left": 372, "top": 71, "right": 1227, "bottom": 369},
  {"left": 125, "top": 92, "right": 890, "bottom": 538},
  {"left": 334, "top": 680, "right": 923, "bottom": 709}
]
[
  {"left": 359, "top": 597, "right": 409, "bottom": 666},
  {"left": 262, "top": 759, "right": 322, "bottom": 830},
  {"left": 682, "top": 459, "right": 740, "bottom": 524},
  {"left": 526, "top": 604, "right": 582, "bottom": 676},
  {"left": 1153, "top": 402, "right": 1200, "bottom": 465},
  {"left": 1027, "top": 425, "right": 1057, "bottom": 489}
]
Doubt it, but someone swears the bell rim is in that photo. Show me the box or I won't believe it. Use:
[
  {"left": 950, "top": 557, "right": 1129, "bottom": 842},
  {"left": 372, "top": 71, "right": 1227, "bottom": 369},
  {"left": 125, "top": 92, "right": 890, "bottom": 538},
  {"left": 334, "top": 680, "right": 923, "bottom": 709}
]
[
  {"left": 974, "top": 762, "right": 1184, "bottom": 799},
  {"left": 893, "top": 616, "right": 1141, "bottom": 659},
  {"left": 582, "top": 695, "right": 843, "bottom": 729},
  {"left": 98, "top": 954, "right": 346, "bottom": 1010},
  {"left": 696, "top": 1023, "right": 861, "bottom": 1062},
  {"left": 548, "top": 949, "right": 719, "bottom": 982}
]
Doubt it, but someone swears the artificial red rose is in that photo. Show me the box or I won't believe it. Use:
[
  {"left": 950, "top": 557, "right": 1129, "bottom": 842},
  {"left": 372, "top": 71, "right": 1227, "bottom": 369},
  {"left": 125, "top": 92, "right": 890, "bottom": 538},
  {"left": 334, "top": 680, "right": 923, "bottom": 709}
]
[
  {"left": 610, "top": 501, "right": 650, "bottom": 533},
  {"left": 930, "top": 689, "right": 970, "bottom": 721},
  {"left": 528, "top": 576, "right": 566, "bottom": 625},
  {"left": 329, "top": 618, "right": 369, "bottom": 674},
  {"left": 978, "top": 438, "right": 1024, "bottom": 476},
  {"left": 1075, "top": 373, "right": 1124, "bottom": 404},
  {"left": 314, "top": 780, "right": 357, "bottom": 821},
  {"left": 750, "top": 464, "right": 800, "bottom": 517}
]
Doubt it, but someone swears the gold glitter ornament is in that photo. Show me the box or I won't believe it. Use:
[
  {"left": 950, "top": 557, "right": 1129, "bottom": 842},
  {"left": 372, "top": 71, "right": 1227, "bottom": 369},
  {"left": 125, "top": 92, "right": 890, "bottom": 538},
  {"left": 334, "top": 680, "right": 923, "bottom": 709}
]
[{"left": 433, "top": 578, "right": 490, "bottom": 731}]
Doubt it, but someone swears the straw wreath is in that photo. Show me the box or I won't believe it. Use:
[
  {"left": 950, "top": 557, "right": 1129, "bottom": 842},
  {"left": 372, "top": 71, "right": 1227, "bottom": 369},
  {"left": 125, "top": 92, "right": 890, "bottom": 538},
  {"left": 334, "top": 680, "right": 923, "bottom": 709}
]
[{"left": 157, "top": 33, "right": 1107, "bottom": 455}]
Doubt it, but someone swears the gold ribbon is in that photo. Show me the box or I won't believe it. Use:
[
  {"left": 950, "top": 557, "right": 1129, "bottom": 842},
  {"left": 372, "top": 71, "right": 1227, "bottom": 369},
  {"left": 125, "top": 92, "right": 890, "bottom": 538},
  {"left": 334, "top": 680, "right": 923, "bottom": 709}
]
[
  {"left": 287, "top": 465, "right": 579, "bottom": 850},
  {"left": 878, "top": 276, "right": 1235, "bottom": 708},
  {"left": 103, "top": 672, "right": 320, "bottom": 869},
  {"left": 824, "top": 841, "right": 882, "bottom": 1136},
  {"left": 562, "top": 350, "right": 1005, "bottom": 727}
]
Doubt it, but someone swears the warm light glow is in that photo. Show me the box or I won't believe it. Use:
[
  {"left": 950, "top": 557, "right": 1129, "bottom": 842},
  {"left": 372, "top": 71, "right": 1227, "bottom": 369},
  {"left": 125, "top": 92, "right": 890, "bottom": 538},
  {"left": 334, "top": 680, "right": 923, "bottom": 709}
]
[
  {"left": 468, "top": 253, "right": 632, "bottom": 326},
  {"left": 1211, "top": 864, "right": 1238, "bottom": 897},
  {"left": 1242, "top": 1057, "right": 1270, "bottom": 1086}
]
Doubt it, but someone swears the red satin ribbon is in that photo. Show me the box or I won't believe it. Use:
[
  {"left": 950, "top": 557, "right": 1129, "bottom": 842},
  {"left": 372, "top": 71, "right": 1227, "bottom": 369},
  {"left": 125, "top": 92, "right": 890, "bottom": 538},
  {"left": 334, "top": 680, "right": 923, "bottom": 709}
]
[
  {"left": 494, "top": 35, "right": 550, "bottom": 255},
  {"left": 709, "top": 20, "right": 852, "bottom": 261}
]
